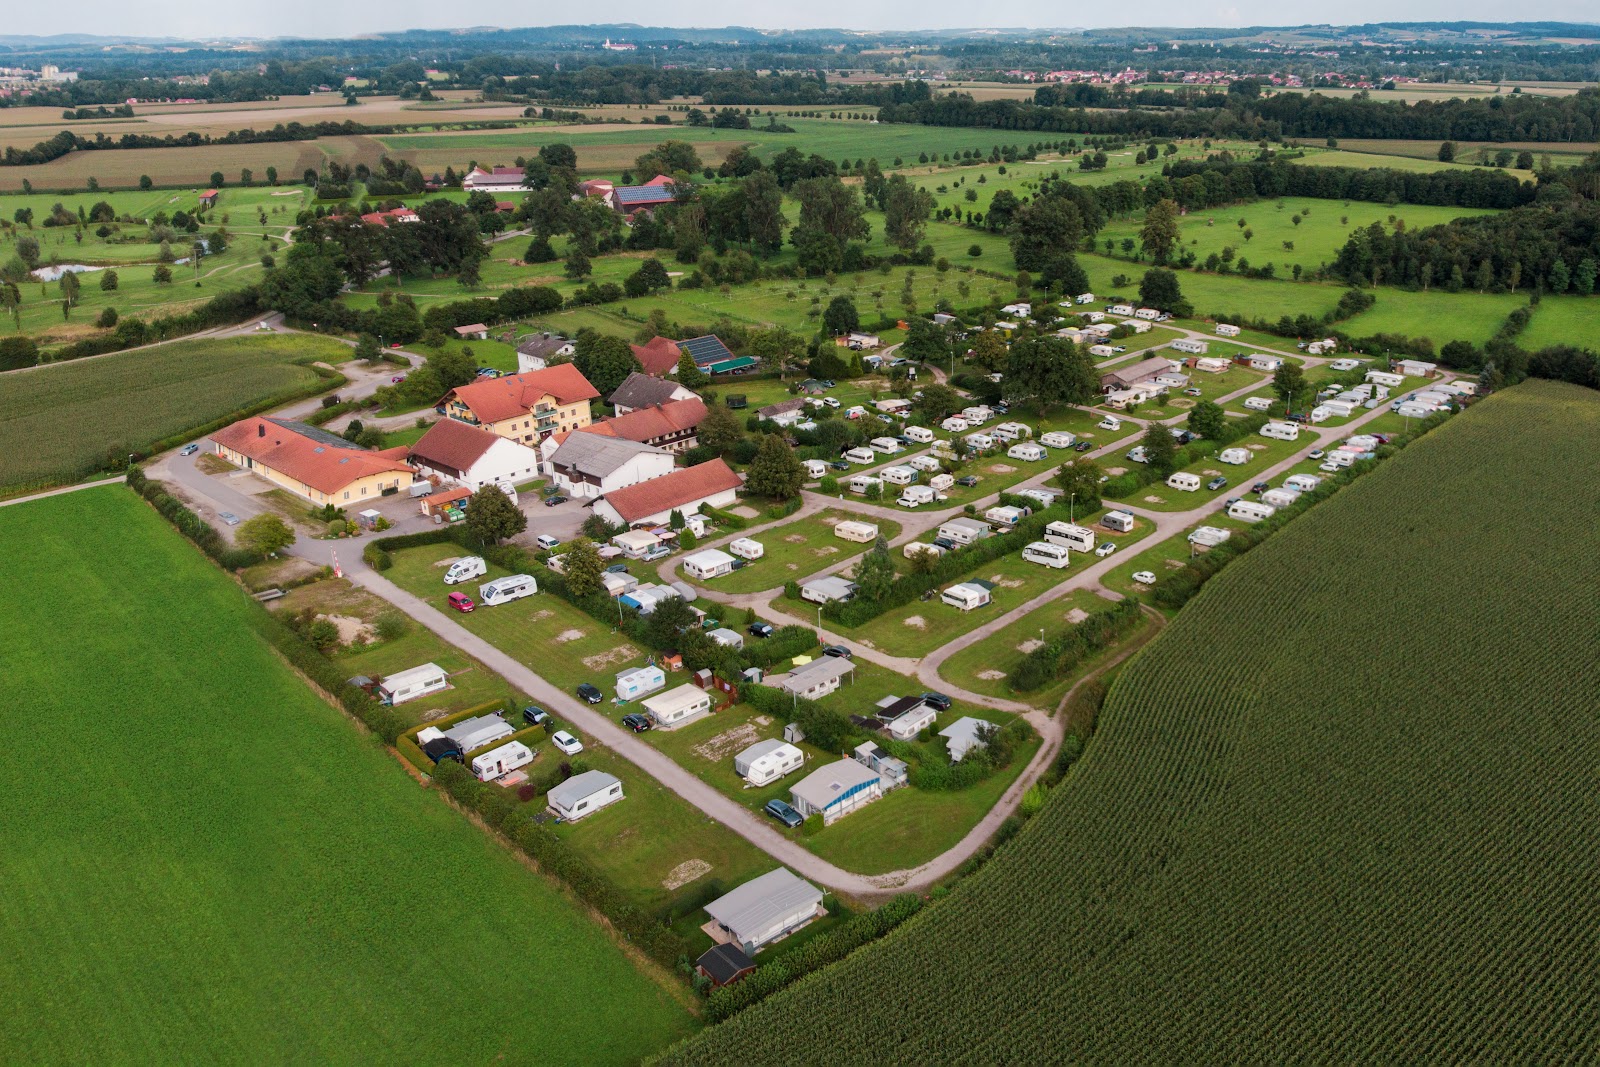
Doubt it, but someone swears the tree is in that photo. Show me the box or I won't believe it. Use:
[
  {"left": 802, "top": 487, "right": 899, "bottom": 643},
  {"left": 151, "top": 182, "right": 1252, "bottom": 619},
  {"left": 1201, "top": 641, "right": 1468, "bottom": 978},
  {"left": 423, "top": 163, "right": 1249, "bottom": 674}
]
[
  {"left": 237, "top": 513, "right": 295, "bottom": 556},
  {"left": 1053, "top": 458, "right": 1103, "bottom": 513},
  {"left": 1548, "top": 259, "right": 1570, "bottom": 293},
  {"left": 742, "top": 171, "right": 787, "bottom": 255},
  {"left": 59, "top": 270, "right": 81, "bottom": 308},
  {"left": 745, "top": 434, "right": 806, "bottom": 499},
  {"left": 139, "top": 175, "right": 153, "bottom": 190},
  {"left": 1139, "top": 198, "right": 1181, "bottom": 265},
  {"left": 968, "top": 330, "right": 1009, "bottom": 374},
  {"left": 562, "top": 536, "right": 605, "bottom": 597},
  {"left": 99, "top": 269, "right": 118, "bottom": 291},
  {"left": 572, "top": 333, "right": 642, "bottom": 397},
  {"left": 697, "top": 402, "right": 744, "bottom": 454},
  {"left": 539, "top": 143, "right": 578, "bottom": 170},
  {"left": 851, "top": 537, "right": 897, "bottom": 602},
  {"left": 1141, "top": 422, "right": 1178, "bottom": 477},
  {"left": 913, "top": 382, "right": 964, "bottom": 420},
  {"left": 1187, "top": 400, "right": 1227, "bottom": 440},
  {"left": 1272, "top": 361, "right": 1307, "bottom": 409},
  {"left": 464, "top": 485, "right": 526, "bottom": 545},
  {"left": 822, "top": 296, "right": 861, "bottom": 338},
  {"left": 152, "top": 264, "right": 173, "bottom": 285},
  {"left": 1010, "top": 196, "right": 1086, "bottom": 272},
  {"left": 563, "top": 249, "right": 592, "bottom": 280},
  {"left": 1138, "top": 268, "right": 1191, "bottom": 315},
  {"left": 1438, "top": 141, "right": 1457, "bottom": 162},
  {"left": 634, "top": 140, "right": 702, "bottom": 179},
  {"left": 899, "top": 318, "right": 949, "bottom": 364},
  {"left": 1002, "top": 337, "right": 1098, "bottom": 413},
  {"left": 881, "top": 174, "right": 935, "bottom": 250},
  {"left": 675, "top": 349, "right": 711, "bottom": 389},
  {"left": 209, "top": 171, "right": 225, "bottom": 188},
  {"left": 97, "top": 307, "right": 118, "bottom": 329}
]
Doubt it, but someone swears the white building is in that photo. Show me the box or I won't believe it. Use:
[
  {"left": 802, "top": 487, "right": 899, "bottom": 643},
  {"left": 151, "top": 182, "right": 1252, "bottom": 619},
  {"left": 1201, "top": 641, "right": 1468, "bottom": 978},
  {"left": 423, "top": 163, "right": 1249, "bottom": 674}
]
[
  {"left": 1171, "top": 338, "right": 1208, "bottom": 355},
  {"left": 777, "top": 655, "right": 857, "bottom": 700},
  {"left": 408, "top": 420, "right": 542, "bottom": 492},
  {"left": 546, "top": 433, "right": 675, "bottom": 500},
  {"left": 790, "top": 759, "right": 883, "bottom": 824},
  {"left": 642, "top": 684, "right": 714, "bottom": 729},
  {"left": 592, "top": 459, "right": 742, "bottom": 528},
  {"left": 939, "top": 717, "right": 995, "bottom": 762},
  {"left": 703, "top": 868, "right": 825, "bottom": 953}
]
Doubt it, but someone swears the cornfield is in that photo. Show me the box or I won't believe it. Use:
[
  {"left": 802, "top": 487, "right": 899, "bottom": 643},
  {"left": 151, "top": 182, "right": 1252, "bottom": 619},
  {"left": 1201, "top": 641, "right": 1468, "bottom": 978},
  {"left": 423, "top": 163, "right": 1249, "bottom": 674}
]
[{"left": 661, "top": 379, "right": 1600, "bottom": 1064}]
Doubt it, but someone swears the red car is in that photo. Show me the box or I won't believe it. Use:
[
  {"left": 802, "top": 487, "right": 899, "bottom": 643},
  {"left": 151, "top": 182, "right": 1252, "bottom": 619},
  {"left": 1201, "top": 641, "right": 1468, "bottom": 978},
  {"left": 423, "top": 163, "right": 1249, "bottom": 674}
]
[{"left": 447, "top": 592, "right": 475, "bottom": 613}]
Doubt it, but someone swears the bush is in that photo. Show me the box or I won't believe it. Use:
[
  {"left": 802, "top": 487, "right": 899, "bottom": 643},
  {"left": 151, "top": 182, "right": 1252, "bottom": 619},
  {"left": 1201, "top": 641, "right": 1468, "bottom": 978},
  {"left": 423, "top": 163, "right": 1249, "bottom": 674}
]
[{"left": 1008, "top": 598, "right": 1144, "bottom": 692}]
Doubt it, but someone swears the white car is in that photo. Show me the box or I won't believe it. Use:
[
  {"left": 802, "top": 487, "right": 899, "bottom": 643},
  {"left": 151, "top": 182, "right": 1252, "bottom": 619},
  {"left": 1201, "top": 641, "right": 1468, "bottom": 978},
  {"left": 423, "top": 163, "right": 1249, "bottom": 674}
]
[
  {"left": 1095, "top": 542, "right": 1117, "bottom": 558},
  {"left": 552, "top": 731, "right": 584, "bottom": 756},
  {"left": 1132, "top": 570, "right": 1158, "bottom": 585},
  {"left": 1319, "top": 461, "right": 1342, "bottom": 473}
]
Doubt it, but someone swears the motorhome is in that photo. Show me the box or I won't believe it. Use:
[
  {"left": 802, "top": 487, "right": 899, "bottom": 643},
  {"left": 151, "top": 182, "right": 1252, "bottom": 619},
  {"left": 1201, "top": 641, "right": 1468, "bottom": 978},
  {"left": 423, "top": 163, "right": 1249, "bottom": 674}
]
[
  {"left": 1228, "top": 499, "right": 1277, "bottom": 523},
  {"left": 444, "top": 556, "right": 487, "bottom": 585},
  {"left": 1022, "top": 541, "right": 1072, "bottom": 569},
  {"left": 1260, "top": 422, "right": 1301, "bottom": 441},
  {"left": 1166, "top": 472, "right": 1201, "bottom": 492},
  {"left": 1044, "top": 521, "right": 1095, "bottom": 552},
  {"left": 478, "top": 574, "right": 538, "bottom": 606},
  {"left": 471, "top": 740, "right": 534, "bottom": 782}
]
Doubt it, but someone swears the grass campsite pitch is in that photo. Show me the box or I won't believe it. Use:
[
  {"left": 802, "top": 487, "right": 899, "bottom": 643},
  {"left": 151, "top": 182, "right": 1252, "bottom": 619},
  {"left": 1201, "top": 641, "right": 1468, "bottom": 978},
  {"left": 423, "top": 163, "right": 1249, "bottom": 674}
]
[{"left": 0, "top": 488, "right": 693, "bottom": 1064}]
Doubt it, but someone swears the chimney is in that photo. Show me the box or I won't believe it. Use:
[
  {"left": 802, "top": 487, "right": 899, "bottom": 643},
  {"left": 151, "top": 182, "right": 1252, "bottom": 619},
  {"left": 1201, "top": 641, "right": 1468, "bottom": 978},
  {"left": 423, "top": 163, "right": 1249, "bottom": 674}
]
[{"left": 257, "top": 422, "right": 265, "bottom": 437}]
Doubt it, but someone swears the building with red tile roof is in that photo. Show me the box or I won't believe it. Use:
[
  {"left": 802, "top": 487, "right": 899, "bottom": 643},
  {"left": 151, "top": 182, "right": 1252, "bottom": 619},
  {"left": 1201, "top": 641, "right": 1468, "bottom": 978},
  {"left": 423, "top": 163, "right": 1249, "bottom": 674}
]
[
  {"left": 592, "top": 458, "right": 742, "bottom": 527},
  {"left": 408, "top": 417, "right": 542, "bottom": 491},
  {"left": 437, "top": 364, "right": 599, "bottom": 445},
  {"left": 209, "top": 417, "right": 412, "bottom": 506},
  {"left": 582, "top": 397, "right": 707, "bottom": 453},
  {"left": 630, "top": 335, "right": 683, "bottom": 377}
]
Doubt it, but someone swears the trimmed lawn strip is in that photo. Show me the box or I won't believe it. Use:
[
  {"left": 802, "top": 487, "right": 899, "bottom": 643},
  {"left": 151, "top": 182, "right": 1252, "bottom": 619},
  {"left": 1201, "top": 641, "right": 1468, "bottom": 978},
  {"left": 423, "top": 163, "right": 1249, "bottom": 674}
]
[
  {"left": 938, "top": 588, "right": 1117, "bottom": 707},
  {"left": 685, "top": 508, "right": 900, "bottom": 594}
]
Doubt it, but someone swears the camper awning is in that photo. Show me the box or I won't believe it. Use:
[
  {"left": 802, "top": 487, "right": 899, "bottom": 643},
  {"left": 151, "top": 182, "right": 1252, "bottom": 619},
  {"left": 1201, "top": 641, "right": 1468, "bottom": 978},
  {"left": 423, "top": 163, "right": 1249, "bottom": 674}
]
[{"left": 704, "top": 356, "right": 758, "bottom": 374}]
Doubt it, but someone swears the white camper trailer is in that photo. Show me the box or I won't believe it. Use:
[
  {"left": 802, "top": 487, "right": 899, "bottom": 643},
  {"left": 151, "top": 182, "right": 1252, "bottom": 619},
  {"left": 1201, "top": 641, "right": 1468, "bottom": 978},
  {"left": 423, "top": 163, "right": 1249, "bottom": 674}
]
[
  {"left": 942, "top": 582, "right": 992, "bottom": 611},
  {"left": 478, "top": 574, "right": 538, "bottom": 606},
  {"left": 1102, "top": 510, "right": 1136, "bottom": 533},
  {"left": 1166, "top": 472, "right": 1201, "bottom": 492},
  {"left": 908, "top": 454, "right": 944, "bottom": 473},
  {"left": 1218, "top": 447, "right": 1251, "bottom": 465},
  {"left": 938, "top": 518, "right": 993, "bottom": 545},
  {"left": 377, "top": 663, "right": 449, "bottom": 705},
  {"left": 443, "top": 713, "right": 514, "bottom": 754},
  {"left": 734, "top": 740, "right": 806, "bottom": 786},
  {"left": 682, "top": 549, "right": 738, "bottom": 580},
  {"left": 928, "top": 473, "right": 955, "bottom": 492},
  {"left": 1284, "top": 474, "right": 1322, "bottom": 492},
  {"left": 729, "top": 538, "right": 764, "bottom": 561},
  {"left": 1022, "top": 540, "right": 1072, "bottom": 569},
  {"left": 547, "top": 770, "right": 624, "bottom": 821},
  {"left": 843, "top": 447, "right": 876, "bottom": 465},
  {"left": 1044, "top": 521, "right": 1095, "bottom": 552},
  {"left": 833, "top": 520, "right": 879, "bottom": 543},
  {"left": 1260, "top": 421, "right": 1301, "bottom": 441},
  {"left": 642, "top": 684, "right": 714, "bottom": 729},
  {"left": 879, "top": 465, "right": 916, "bottom": 486},
  {"left": 1242, "top": 396, "right": 1274, "bottom": 412},
  {"left": 904, "top": 425, "right": 936, "bottom": 444},
  {"left": 1261, "top": 487, "right": 1302, "bottom": 508},
  {"left": 847, "top": 475, "right": 882, "bottom": 496},
  {"left": 870, "top": 437, "right": 904, "bottom": 455},
  {"left": 615, "top": 664, "right": 667, "bottom": 701},
  {"left": 1007, "top": 442, "right": 1047, "bottom": 462},
  {"left": 1039, "top": 431, "right": 1076, "bottom": 449},
  {"left": 903, "top": 541, "right": 945, "bottom": 561},
  {"left": 472, "top": 740, "right": 534, "bottom": 782},
  {"left": 964, "top": 433, "right": 996, "bottom": 452},
  {"left": 443, "top": 556, "right": 487, "bottom": 585},
  {"left": 985, "top": 505, "right": 1028, "bottom": 528},
  {"left": 1228, "top": 499, "right": 1277, "bottom": 523},
  {"left": 802, "top": 458, "right": 829, "bottom": 479}
]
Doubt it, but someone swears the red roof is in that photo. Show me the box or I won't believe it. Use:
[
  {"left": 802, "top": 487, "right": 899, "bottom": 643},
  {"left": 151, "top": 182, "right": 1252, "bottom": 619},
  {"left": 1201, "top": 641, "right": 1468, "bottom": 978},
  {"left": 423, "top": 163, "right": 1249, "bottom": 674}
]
[
  {"left": 599, "top": 459, "right": 741, "bottom": 523},
  {"left": 454, "top": 323, "right": 489, "bottom": 336},
  {"left": 630, "top": 335, "right": 682, "bottom": 377},
  {"left": 441, "top": 364, "right": 600, "bottom": 425},
  {"left": 582, "top": 398, "right": 706, "bottom": 445},
  {"left": 201, "top": 189, "right": 219, "bottom": 197},
  {"left": 408, "top": 418, "right": 504, "bottom": 474},
  {"left": 643, "top": 174, "right": 676, "bottom": 187},
  {"left": 209, "top": 417, "right": 411, "bottom": 496}
]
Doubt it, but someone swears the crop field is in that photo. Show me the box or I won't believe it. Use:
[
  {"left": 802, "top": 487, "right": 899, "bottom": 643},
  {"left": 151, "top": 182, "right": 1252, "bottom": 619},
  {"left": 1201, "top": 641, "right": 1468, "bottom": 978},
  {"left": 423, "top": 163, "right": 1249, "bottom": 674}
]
[
  {"left": 663, "top": 378, "right": 1600, "bottom": 1064},
  {"left": 0, "top": 488, "right": 692, "bottom": 1063},
  {"left": 1331, "top": 137, "right": 1596, "bottom": 165},
  {"left": 1302, "top": 147, "right": 1506, "bottom": 175},
  {"left": 1095, "top": 196, "right": 1498, "bottom": 277},
  {"left": 0, "top": 333, "right": 353, "bottom": 491},
  {"left": 0, "top": 139, "right": 347, "bottom": 193}
]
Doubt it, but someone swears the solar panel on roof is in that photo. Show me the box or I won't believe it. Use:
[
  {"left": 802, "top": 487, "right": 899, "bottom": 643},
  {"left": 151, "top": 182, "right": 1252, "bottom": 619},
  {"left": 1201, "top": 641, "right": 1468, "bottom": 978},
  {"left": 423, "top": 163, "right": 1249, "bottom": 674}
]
[{"left": 615, "top": 185, "right": 675, "bottom": 204}]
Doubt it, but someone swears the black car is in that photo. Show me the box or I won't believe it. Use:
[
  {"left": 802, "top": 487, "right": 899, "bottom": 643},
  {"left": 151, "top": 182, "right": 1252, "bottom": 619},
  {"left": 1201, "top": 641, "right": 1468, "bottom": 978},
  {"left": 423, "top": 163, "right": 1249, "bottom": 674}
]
[
  {"left": 605, "top": 564, "right": 630, "bottom": 574},
  {"left": 829, "top": 460, "right": 851, "bottom": 471},
  {"left": 932, "top": 537, "right": 956, "bottom": 551},
  {"left": 522, "top": 705, "right": 550, "bottom": 726},
  {"left": 764, "top": 799, "right": 804, "bottom": 829},
  {"left": 748, "top": 622, "right": 774, "bottom": 638},
  {"left": 821, "top": 644, "right": 852, "bottom": 660},
  {"left": 576, "top": 683, "right": 603, "bottom": 704},
  {"left": 544, "top": 495, "right": 568, "bottom": 507},
  {"left": 1073, "top": 441, "right": 1093, "bottom": 452},
  {"left": 920, "top": 692, "right": 953, "bottom": 711},
  {"left": 956, "top": 475, "right": 980, "bottom": 487},
  {"left": 1252, "top": 481, "right": 1271, "bottom": 494},
  {"left": 621, "top": 713, "right": 652, "bottom": 733}
]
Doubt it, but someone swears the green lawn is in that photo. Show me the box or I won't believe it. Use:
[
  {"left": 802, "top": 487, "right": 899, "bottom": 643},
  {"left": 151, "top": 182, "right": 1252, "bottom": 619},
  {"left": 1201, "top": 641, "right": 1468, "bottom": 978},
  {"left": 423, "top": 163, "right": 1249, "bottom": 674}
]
[
  {"left": 1097, "top": 196, "right": 1497, "bottom": 278},
  {"left": 684, "top": 508, "right": 900, "bottom": 593},
  {"left": 1337, "top": 288, "right": 1524, "bottom": 347},
  {"left": 0, "top": 488, "right": 691, "bottom": 1063},
  {"left": 1517, "top": 293, "right": 1596, "bottom": 352},
  {"left": 1078, "top": 253, "right": 1348, "bottom": 323},
  {"left": 938, "top": 587, "right": 1118, "bottom": 707},
  {"left": 1110, "top": 434, "right": 1306, "bottom": 512},
  {"left": 0, "top": 332, "right": 352, "bottom": 491},
  {"left": 1100, "top": 512, "right": 1255, "bottom": 604}
]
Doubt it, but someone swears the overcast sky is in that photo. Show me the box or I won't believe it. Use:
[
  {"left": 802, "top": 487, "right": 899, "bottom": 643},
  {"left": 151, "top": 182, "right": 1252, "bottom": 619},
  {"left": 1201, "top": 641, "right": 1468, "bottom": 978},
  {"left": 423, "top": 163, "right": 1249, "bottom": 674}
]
[{"left": 6, "top": 5, "right": 1597, "bottom": 41}]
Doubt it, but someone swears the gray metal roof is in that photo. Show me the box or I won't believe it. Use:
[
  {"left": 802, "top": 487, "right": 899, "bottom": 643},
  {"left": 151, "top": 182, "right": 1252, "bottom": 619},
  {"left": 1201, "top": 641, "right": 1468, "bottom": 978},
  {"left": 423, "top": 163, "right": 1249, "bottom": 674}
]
[
  {"left": 548, "top": 433, "right": 667, "bottom": 478},
  {"left": 548, "top": 769, "right": 620, "bottom": 808},
  {"left": 790, "top": 759, "right": 880, "bottom": 811},
  {"left": 736, "top": 738, "right": 790, "bottom": 764},
  {"left": 778, "top": 656, "right": 856, "bottom": 694},
  {"left": 704, "top": 868, "right": 823, "bottom": 941},
  {"left": 609, "top": 372, "right": 689, "bottom": 411},
  {"left": 802, "top": 576, "right": 857, "bottom": 598},
  {"left": 516, "top": 332, "right": 569, "bottom": 358}
]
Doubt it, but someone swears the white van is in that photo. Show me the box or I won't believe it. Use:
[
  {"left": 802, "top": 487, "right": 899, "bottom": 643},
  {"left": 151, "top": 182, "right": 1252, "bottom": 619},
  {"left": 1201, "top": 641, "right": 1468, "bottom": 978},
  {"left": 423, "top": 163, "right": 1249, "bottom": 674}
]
[
  {"left": 904, "top": 425, "right": 936, "bottom": 444},
  {"left": 1166, "top": 472, "right": 1201, "bottom": 492},
  {"left": 444, "top": 556, "right": 487, "bottom": 585},
  {"left": 1044, "top": 521, "right": 1095, "bottom": 552},
  {"left": 479, "top": 574, "right": 538, "bottom": 606},
  {"left": 1098, "top": 416, "right": 1122, "bottom": 432},
  {"left": 1260, "top": 421, "right": 1301, "bottom": 441},
  {"left": 1022, "top": 541, "right": 1072, "bottom": 569},
  {"left": 535, "top": 534, "right": 561, "bottom": 551}
]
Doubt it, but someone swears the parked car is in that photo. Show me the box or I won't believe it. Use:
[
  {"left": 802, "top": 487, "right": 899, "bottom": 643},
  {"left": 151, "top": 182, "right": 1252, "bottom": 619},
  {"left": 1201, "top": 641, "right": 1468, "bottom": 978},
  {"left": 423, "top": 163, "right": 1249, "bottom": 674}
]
[
  {"left": 920, "top": 692, "right": 952, "bottom": 711},
  {"left": 621, "top": 713, "right": 652, "bottom": 734},
  {"left": 956, "top": 475, "right": 980, "bottom": 487},
  {"left": 748, "top": 622, "right": 774, "bottom": 638},
  {"left": 1095, "top": 542, "right": 1117, "bottom": 558},
  {"left": 829, "top": 460, "right": 851, "bottom": 471},
  {"left": 1206, "top": 476, "right": 1228, "bottom": 491},
  {"left": 575, "top": 683, "right": 602, "bottom": 704},
  {"left": 536, "top": 534, "right": 561, "bottom": 550},
  {"left": 390, "top": 375, "right": 407, "bottom": 384},
  {"left": 1073, "top": 441, "right": 1093, "bottom": 452},
  {"left": 1319, "top": 461, "right": 1343, "bottom": 473},
  {"left": 447, "top": 592, "right": 475, "bottom": 612},
  {"left": 1309, "top": 449, "right": 1326, "bottom": 460},
  {"left": 552, "top": 730, "right": 584, "bottom": 755},
  {"left": 764, "top": 798, "right": 804, "bottom": 829},
  {"left": 522, "top": 705, "right": 550, "bottom": 726},
  {"left": 821, "top": 644, "right": 853, "bottom": 660},
  {"left": 179, "top": 443, "right": 199, "bottom": 457},
  {"left": 1132, "top": 570, "right": 1158, "bottom": 585},
  {"left": 605, "top": 564, "right": 630, "bottom": 574},
  {"left": 932, "top": 537, "right": 956, "bottom": 551},
  {"left": 993, "top": 402, "right": 1010, "bottom": 414},
  {"left": 544, "top": 495, "right": 568, "bottom": 507},
  {"left": 218, "top": 512, "right": 241, "bottom": 526},
  {"left": 1252, "top": 481, "right": 1271, "bottom": 494},
  {"left": 1184, "top": 387, "right": 1203, "bottom": 397}
]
